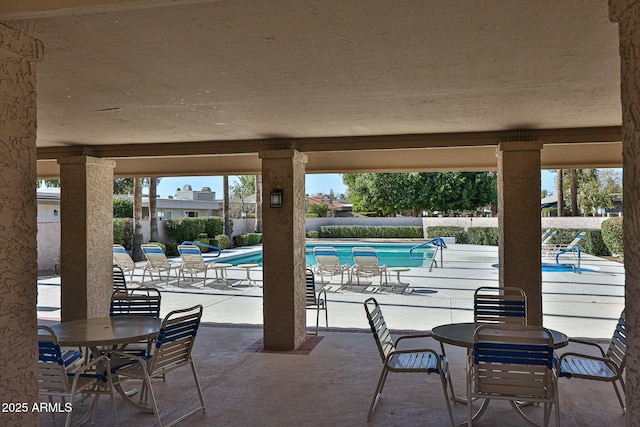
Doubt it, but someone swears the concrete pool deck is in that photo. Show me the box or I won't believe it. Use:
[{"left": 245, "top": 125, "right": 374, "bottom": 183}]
[{"left": 38, "top": 242, "right": 625, "bottom": 340}]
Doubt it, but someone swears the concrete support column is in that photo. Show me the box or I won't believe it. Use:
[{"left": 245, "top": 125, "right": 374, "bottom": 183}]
[
  {"left": 497, "top": 140, "right": 543, "bottom": 326},
  {"left": 259, "top": 147, "right": 308, "bottom": 350},
  {"left": 58, "top": 156, "right": 115, "bottom": 321},
  {"left": 0, "top": 23, "right": 43, "bottom": 425},
  {"left": 609, "top": 0, "right": 640, "bottom": 421}
]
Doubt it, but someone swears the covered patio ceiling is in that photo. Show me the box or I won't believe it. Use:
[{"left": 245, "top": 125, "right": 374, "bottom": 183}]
[{"left": 1, "top": 0, "right": 623, "bottom": 177}]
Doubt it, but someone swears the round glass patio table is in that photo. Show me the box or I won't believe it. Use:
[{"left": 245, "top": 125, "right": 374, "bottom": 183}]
[{"left": 432, "top": 322, "right": 569, "bottom": 349}]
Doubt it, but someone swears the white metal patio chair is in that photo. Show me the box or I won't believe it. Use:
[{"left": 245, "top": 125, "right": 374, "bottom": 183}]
[
  {"left": 113, "top": 244, "right": 136, "bottom": 282},
  {"left": 141, "top": 244, "right": 179, "bottom": 286},
  {"left": 473, "top": 286, "right": 527, "bottom": 324},
  {"left": 113, "top": 264, "right": 128, "bottom": 293},
  {"left": 306, "top": 268, "right": 328, "bottom": 336},
  {"left": 557, "top": 310, "right": 627, "bottom": 413},
  {"left": 110, "top": 287, "right": 162, "bottom": 357},
  {"left": 351, "top": 247, "right": 388, "bottom": 288},
  {"left": 110, "top": 304, "right": 206, "bottom": 427},
  {"left": 468, "top": 324, "right": 559, "bottom": 427},
  {"left": 312, "top": 246, "right": 349, "bottom": 286},
  {"left": 363, "top": 298, "right": 454, "bottom": 425},
  {"left": 38, "top": 325, "right": 118, "bottom": 427},
  {"left": 177, "top": 243, "right": 232, "bottom": 286}
]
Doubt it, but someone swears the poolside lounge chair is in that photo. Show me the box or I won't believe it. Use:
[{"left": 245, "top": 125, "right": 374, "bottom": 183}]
[
  {"left": 177, "top": 244, "right": 232, "bottom": 286},
  {"left": 351, "top": 247, "right": 388, "bottom": 288},
  {"left": 113, "top": 244, "right": 136, "bottom": 282},
  {"left": 363, "top": 298, "right": 454, "bottom": 425},
  {"left": 541, "top": 230, "right": 556, "bottom": 245},
  {"left": 306, "top": 268, "right": 328, "bottom": 336},
  {"left": 542, "top": 231, "right": 585, "bottom": 258},
  {"left": 312, "top": 246, "right": 349, "bottom": 286},
  {"left": 468, "top": 324, "right": 559, "bottom": 426},
  {"left": 141, "top": 244, "right": 179, "bottom": 286},
  {"left": 557, "top": 310, "right": 627, "bottom": 414}
]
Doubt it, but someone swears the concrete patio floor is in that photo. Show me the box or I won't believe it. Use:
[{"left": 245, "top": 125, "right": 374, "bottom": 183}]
[{"left": 37, "top": 243, "right": 627, "bottom": 426}]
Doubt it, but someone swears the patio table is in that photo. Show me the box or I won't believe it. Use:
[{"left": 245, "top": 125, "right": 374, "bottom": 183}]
[{"left": 51, "top": 316, "right": 162, "bottom": 413}]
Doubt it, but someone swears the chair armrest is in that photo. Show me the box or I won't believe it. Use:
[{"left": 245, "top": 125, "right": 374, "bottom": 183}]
[
  {"left": 395, "top": 333, "right": 433, "bottom": 346},
  {"left": 317, "top": 288, "right": 327, "bottom": 303},
  {"left": 566, "top": 338, "right": 606, "bottom": 357},
  {"left": 557, "top": 352, "right": 621, "bottom": 374}
]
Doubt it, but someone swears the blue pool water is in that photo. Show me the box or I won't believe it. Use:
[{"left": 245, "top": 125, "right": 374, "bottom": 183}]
[
  {"left": 220, "top": 243, "right": 437, "bottom": 267},
  {"left": 491, "top": 263, "right": 592, "bottom": 273}
]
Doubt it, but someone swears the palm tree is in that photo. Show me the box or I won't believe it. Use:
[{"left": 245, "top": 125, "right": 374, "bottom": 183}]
[
  {"left": 556, "top": 169, "right": 563, "bottom": 216},
  {"left": 149, "top": 177, "right": 159, "bottom": 242},
  {"left": 132, "top": 177, "right": 144, "bottom": 261},
  {"left": 255, "top": 175, "right": 262, "bottom": 232},
  {"left": 571, "top": 169, "right": 578, "bottom": 216},
  {"left": 223, "top": 175, "right": 231, "bottom": 239}
]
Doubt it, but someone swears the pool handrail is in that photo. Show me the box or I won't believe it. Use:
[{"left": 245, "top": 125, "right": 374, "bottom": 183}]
[
  {"left": 181, "top": 241, "right": 222, "bottom": 258},
  {"left": 409, "top": 237, "right": 446, "bottom": 270},
  {"left": 556, "top": 246, "right": 581, "bottom": 274}
]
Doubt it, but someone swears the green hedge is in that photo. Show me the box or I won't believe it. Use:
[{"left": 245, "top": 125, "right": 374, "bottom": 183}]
[
  {"left": 113, "top": 218, "right": 134, "bottom": 250},
  {"left": 550, "top": 228, "right": 609, "bottom": 256},
  {"left": 215, "top": 234, "right": 231, "bottom": 250},
  {"left": 601, "top": 218, "right": 623, "bottom": 256},
  {"left": 234, "top": 233, "right": 263, "bottom": 247},
  {"left": 426, "top": 226, "right": 468, "bottom": 244},
  {"left": 307, "top": 230, "right": 320, "bottom": 238},
  {"left": 165, "top": 216, "right": 225, "bottom": 244},
  {"left": 467, "top": 227, "right": 499, "bottom": 246},
  {"left": 318, "top": 225, "right": 423, "bottom": 239}
]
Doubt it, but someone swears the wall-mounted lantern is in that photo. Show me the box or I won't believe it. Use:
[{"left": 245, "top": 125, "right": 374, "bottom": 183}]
[{"left": 270, "top": 189, "right": 283, "bottom": 208}]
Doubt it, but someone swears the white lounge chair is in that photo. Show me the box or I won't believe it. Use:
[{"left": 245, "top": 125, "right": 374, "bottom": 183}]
[
  {"left": 141, "top": 244, "right": 179, "bottom": 286},
  {"left": 177, "top": 244, "right": 232, "bottom": 286},
  {"left": 113, "top": 244, "right": 136, "bottom": 282},
  {"left": 542, "top": 231, "right": 585, "bottom": 258},
  {"left": 351, "top": 247, "right": 388, "bottom": 288},
  {"left": 312, "top": 246, "right": 349, "bottom": 286}
]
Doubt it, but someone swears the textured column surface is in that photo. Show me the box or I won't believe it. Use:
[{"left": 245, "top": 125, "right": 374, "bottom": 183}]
[
  {"left": 0, "top": 23, "right": 43, "bottom": 426},
  {"left": 260, "top": 148, "right": 308, "bottom": 350},
  {"left": 58, "top": 156, "right": 115, "bottom": 321},
  {"left": 610, "top": 1, "right": 640, "bottom": 423},
  {"left": 497, "top": 140, "right": 543, "bottom": 326}
]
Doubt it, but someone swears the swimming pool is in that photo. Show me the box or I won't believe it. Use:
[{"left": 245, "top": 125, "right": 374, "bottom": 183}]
[
  {"left": 219, "top": 243, "right": 437, "bottom": 268},
  {"left": 491, "top": 263, "right": 593, "bottom": 273}
]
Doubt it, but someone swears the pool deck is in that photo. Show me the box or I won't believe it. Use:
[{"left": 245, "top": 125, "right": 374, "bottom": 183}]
[{"left": 38, "top": 241, "right": 625, "bottom": 339}]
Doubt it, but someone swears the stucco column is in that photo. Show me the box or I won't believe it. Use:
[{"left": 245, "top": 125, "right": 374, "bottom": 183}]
[
  {"left": 497, "top": 140, "right": 543, "bottom": 325},
  {"left": 58, "top": 156, "right": 115, "bottom": 321},
  {"left": 0, "top": 23, "right": 43, "bottom": 426},
  {"left": 610, "top": 0, "right": 640, "bottom": 422},
  {"left": 259, "top": 147, "right": 308, "bottom": 350}
]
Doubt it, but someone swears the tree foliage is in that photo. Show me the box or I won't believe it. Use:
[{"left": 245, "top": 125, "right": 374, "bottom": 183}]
[
  {"left": 552, "top": 169, "right": 621, "bottom": 215},
  {"left": 342, "top": 172, "right": 496, "bottom": 216},
  {"left": 114, "top": 178, "right": 134, "bottom": 194},
  {"left": 113, "top": 197, "right": 133, "bottom": 218}
]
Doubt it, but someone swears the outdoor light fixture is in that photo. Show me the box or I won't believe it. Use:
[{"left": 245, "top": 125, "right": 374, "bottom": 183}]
[{"left": 270, "top": 189, "right": 283, "bottom": 208}]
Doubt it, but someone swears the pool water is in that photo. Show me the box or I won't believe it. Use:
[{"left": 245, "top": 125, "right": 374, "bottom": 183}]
[
  {"left": 220, "top": 243, "right": 437, "bottom": 268},
  {"left": 491, "top": 263, "right": 592, "bottom": 273}
]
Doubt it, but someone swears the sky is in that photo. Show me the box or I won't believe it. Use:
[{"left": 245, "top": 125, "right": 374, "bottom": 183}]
[
  {"left": 156, "top": 171, "right": 559, "bottom": 199},
  {"left": 156, "top": 174, "right": 348, "bottom": 199}
]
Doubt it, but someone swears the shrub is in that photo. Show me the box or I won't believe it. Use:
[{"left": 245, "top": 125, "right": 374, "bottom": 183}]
[
  {"left": 113, "top": 218, "right": 134, "bottom": 250},
  {"left": 305, "top": 213, "right": 320, "bottom": 218},
  {"left": 202, "top": 216, "right": 224, "bottom": 239},
  {"left": 426, "top": 226, "right": 468, "bottom": 244},
  {"left": 601, "top": 217, "right": 623, "bottom": 256},
  {"left": 318, "top": 225, "right": 423, "bottom": 239},
  {"left": 467, "top": 227, "right": 499, "bottom": 246},
  {"left": 164, "top": 242, "right": 178, "bottom": 257},
  {"left": 234, "top": 233, "right": 263, "bottom": 247},
  {"left": 165, "top": 217, "right": 205, "bottom": 244},
  {"left": 215, "top": 234, "right": 231, "bottom": 250},
  {"left": 307, "top": 230, "right": 320, "bottom": 238},
  {"left": 113, "top": 197, "right": 133, "bottom": 218}
]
